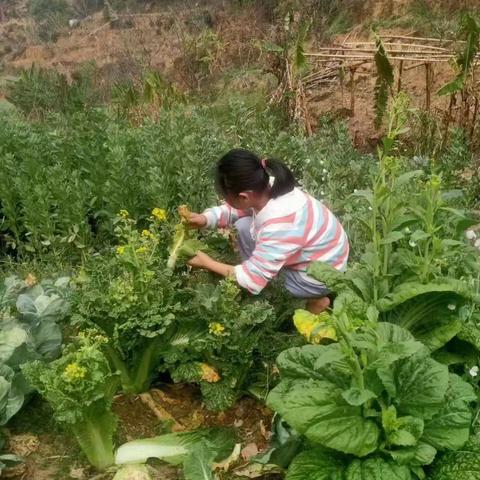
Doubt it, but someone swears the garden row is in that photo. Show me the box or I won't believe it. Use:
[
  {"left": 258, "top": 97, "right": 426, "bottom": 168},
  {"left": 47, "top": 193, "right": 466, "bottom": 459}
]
[{"left": 0, "top": 94, "right": 480, "bottom": 479}]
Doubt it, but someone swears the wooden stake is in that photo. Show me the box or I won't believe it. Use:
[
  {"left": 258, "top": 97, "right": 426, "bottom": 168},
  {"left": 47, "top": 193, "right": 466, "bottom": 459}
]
[
  {"left": 470, "top": 96, "right": 478, "bottom": 140},
  {"left": 397, "top": 60, "right": 404, "bottom": 93},
  {"left": 425, "top": 63, "right": 432, "bottom": 111},
  {"left": 349, "top": 67, "right": 356, "bottom": 115}
]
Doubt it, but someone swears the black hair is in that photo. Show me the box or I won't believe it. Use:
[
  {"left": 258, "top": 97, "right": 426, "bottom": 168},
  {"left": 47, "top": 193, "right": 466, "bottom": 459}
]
[{"left": 215, "top": 148, "right": 296, "bottom": 199}]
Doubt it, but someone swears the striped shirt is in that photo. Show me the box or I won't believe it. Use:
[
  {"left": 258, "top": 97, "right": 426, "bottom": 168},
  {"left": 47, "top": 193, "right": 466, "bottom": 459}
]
[{"left": 203, "top": 188, "right": 349, "bottom": 294}]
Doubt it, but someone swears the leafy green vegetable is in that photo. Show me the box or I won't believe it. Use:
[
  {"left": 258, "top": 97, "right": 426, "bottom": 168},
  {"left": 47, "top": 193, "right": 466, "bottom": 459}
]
[
  {"left": 345, "top": 457, "right": 411, "bottom": 480},
  {"left": 167, "top": 223, "right": 205, "bottom": 269},
  {"left": 115, "top": 428, "right": 235, "bottom": 466},
  {"left": 254, "top": 415, "right": 303, "bottom": 469},
  {"left": 22, "top": 338, "right": 118, "bottom": 471},
  {"left": 183, "top": 442, "right": 216, "bottom": 480},
  {"left": 429, "top": 435, "right": 480, "bottom": 479},
  {"left": 266, "top": 314, "right": 475, "bottom": 478},
  {"left": 285, "top": 448, "right": 345, "bottom": 480},
  {"left": 268, "top": 378, "right": 380, "bottom": 456}
]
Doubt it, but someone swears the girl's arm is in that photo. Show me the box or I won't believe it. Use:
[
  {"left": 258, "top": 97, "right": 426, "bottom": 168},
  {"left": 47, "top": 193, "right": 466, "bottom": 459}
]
[
  {"left": 188, "top": 252, "right": 235, "bottom": 277},
  {"left": 202, "top": 204, "right": 252, "bottom": 229}
]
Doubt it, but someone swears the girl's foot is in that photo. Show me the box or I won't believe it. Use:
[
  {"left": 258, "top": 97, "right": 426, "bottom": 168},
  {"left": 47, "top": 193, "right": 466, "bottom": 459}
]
[{"left": 306, "top": 296, "right": 331, "bottom": 314}]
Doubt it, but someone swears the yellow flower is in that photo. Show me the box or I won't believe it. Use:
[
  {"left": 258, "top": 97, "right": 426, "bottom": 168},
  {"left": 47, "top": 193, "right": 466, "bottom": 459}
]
[
  {"left": 141, "top": 229, "right": 154, "bottom": 239},
  {"left": 199, "top": 363, "right": 220, "bottom": 383},
  {"left": 136, "top": 246, "right": 147, "bottom": 254},
  {"left": 151, "top": 208, "right": 167, "bottom": 222},
  {"left": 24, "top": 273, "right": 38, "bottom": 287},
  {"left": 116, "top": 245, "right": 126, "bottom": 255},
  {"left": 293, "top": 309, "right": 336, "bottom": 344},
  {"left": 63, "top": 363, "right": 87, "bottom": 382},
  {"left": 208, "top": 322, "right": 225, "bottom": 336},
  {"left": 119, "top": 209, "right": 129, "bottom": 219},
  {"left": 94, "top": 335, "right": 108, "bottom": 344}
]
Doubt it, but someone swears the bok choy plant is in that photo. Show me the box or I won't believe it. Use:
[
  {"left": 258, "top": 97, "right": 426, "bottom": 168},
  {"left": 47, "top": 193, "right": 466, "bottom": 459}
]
[
  {"left": 307, "top": 93, "right": 480, "bottom": 354},
  {"left": 265, "top": 292, "right": 477, "bottom": 479},
  {"left": 115, "top": 427, "right": 236, "bottom": 480}
]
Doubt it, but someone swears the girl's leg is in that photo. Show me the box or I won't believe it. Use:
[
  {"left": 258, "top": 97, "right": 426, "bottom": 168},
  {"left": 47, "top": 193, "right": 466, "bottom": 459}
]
[
  {"left": 306, "top": 297, "right": 331, "bottom": 314},
  {"left": 234, "top": 217, "right": 256, "bottom": 261},
  {"left": 284, "top": 270, "right": 332, "bottom": 314}
]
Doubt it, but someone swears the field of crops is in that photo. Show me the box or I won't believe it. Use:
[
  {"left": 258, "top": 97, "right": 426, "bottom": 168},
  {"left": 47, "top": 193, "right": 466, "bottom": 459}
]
[{"left": 2, "top": 4, "right": 480, "bottom": 478}]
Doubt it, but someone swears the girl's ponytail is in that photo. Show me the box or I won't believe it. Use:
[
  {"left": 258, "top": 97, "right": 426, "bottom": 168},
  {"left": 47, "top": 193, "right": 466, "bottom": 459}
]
[{"left": 261, "top": 158, "right": 295, "bottom": 198}]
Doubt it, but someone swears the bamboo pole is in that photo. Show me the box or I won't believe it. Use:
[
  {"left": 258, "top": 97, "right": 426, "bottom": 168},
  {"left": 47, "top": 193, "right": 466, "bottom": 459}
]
[
  {"left": 306, "top": 54, "right": 452, "bottom": 62},
  {"left": 382, "top": 34, "right": 463, "bottom": 43},
  {"left": 341, "top": 41, "right": 449, "bottom": 51},
  {"left": 312, "top": 47, "right": 453, "bottom": 56}
]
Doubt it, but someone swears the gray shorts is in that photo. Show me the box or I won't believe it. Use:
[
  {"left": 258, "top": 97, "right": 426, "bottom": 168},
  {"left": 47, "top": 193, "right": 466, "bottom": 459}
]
[{"left": 235, "top": 217, "right": 331, "bottom": 299}]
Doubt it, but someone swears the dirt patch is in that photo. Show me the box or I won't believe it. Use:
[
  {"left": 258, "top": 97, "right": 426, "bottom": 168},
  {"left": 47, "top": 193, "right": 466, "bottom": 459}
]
[
  {"left": 115, "top": 384, "right": 273, "bottom": 452},
  {"left": 6, "top": 386, "right": 274, "bottom": 480}
]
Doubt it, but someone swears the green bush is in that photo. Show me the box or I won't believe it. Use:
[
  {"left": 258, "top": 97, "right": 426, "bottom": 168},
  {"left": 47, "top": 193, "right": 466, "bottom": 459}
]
[{"left": 0, "top": 97, "right": 372, "bottom": 261}]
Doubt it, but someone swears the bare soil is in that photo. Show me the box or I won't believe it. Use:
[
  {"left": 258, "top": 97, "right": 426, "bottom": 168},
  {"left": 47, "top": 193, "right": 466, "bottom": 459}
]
[{"left": 5, "top": 385, "right": 274, "bottom": 480}]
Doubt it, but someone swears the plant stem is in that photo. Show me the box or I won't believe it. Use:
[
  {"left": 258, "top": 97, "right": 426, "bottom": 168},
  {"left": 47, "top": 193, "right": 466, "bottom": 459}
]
[{"left": 72, "top": 413, "right": 114, "bottom": 471}]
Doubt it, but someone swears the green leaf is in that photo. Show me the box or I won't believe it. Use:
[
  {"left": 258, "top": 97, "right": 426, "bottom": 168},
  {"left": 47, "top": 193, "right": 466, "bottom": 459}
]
[
  {"left": 276, "top": 345, "right": 351, "bottom": 387},
  {"left": 72, "top": 404, "right": 116, "bottom": 471},
  {"left": 422, "top": 374, "right": 475, "bottom": 451},
  {"left": 378, "top": 354, "right": 449, "bottom": 420},
  {"left": 285, "top": 448, "right": 345, "bottom": 480},
  {"left": 313, "top": 344, "right": 346, "bottom": 369},
  {"left": 395, "top": 170, "right": 423, "bottom": 188},
  {"left": 253, "top": 416, "right": 303, "bottom": 468},
  {"left": 167, "top": 223, "right": 206, "bottom": 269},
  {"left": 345, "top": 457, "right": 411, "bottom": 480},
  {"left": 382, "top": 405, "right": 424, "bottom": 447},
  {"left": 183, "top": 442, "right": 215, "bottom": 480},
  {"left": 438, "top": 14, "right": 480, "bottom": 96},
  {"left": 429, "top": 434, "right": 480, "bottom": 479},
  {"left": 380, "top": 231, "right": 404, "bottom": 245},
  {"left": 0, "top": 324, "right": 28, "bottom": 364},
  {"left": 368, "top": 339, "right": 425, "bottom": 370},
  {"left": 378, "top": 281, "right": 471, "bottom": 350},
  {"left": 267, "top": 379, "right": 379, "bottom": 456},
  {"left": 342, "top": 388, "right": 377, "bottom": 406},
  {"left": 0, "top": 365, "right": 25, "bottom": 426},
  {"left": 387, "top": 443, "right": 437, "bottom": 466},
  {"left": 410, "top": 230, "right": 430, "bottom": 242}
]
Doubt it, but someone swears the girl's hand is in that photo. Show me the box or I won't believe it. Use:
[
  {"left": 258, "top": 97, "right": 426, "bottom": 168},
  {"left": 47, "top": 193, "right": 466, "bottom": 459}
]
[
  {"left": 188, "top": 251, "right": 213, "bottom": 269},
  {"left": 187, "top": 213, "right": 207, "bottom": 229}
]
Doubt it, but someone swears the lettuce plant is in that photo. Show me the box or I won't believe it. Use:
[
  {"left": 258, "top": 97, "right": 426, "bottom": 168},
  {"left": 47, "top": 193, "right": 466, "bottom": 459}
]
[
  {"left": 266, "top": 294, "right": 477, "bottom": 479},
  {"left": 22, "top": 337, "right": 119, "bottom": 471}
]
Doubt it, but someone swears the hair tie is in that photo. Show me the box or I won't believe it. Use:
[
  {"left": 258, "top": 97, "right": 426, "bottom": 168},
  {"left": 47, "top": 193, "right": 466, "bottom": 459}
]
[{"left": 260, "top": 158, "right": 275, "bottom": 188}]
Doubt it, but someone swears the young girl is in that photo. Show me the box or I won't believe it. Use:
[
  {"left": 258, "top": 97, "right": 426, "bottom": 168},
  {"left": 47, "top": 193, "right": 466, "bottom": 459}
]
[{"left": 187, "top": 148, "right": 349, "bottom": 314}]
